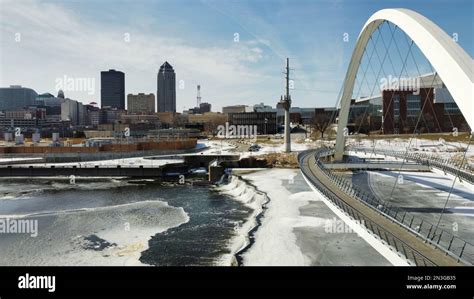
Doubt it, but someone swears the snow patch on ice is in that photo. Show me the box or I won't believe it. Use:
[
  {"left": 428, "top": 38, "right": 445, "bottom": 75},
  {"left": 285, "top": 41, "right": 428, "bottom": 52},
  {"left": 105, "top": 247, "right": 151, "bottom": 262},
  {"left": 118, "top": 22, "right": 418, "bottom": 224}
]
[{"left": 236, "top": 169, "right": 324, "bottom": 266}]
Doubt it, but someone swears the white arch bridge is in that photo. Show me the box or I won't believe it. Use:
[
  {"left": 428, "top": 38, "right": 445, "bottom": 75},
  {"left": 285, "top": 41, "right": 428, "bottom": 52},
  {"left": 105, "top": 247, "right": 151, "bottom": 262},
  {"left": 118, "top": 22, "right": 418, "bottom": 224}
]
[
  {"left": 300, "top": 8, "right": 473, "bottom": 266},
  {"left": 334, "top": 8, "right": 473, "bottom": 160}
]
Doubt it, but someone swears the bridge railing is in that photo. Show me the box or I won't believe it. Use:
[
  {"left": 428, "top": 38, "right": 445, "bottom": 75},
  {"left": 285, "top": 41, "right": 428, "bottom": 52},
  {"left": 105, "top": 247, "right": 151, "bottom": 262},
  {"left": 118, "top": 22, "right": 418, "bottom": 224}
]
[
  {"left": 303, "top": 148, "right": 473, "bottom": 265},
  {"left": 299, "top": 149, "right": 437, "bottom": 265},
  {"left": 347, "top": 147, "right": 473, "bottom": 183}
]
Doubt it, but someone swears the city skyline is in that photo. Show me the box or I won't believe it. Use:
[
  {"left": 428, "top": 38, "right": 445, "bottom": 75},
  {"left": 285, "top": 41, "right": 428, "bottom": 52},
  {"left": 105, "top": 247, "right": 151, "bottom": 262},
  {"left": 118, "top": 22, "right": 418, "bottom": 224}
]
[{"left": 0, "top": 0, "right": 472, "bottom": 111}]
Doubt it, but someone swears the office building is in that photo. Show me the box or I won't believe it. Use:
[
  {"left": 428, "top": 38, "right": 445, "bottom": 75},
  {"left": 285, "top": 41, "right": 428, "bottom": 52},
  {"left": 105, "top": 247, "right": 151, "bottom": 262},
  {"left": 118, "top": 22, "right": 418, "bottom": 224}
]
[
  {"left": 157, "top": 62, "right": 176, "bottom": 112},
  {"left": 127, "top": 93, "right": 155, "bottom": 114},
  {"left": 61, "top": 98, "right": 85, "bottom": 126},
  {"left": 84, "top": 104, "right": 101, "bottom": 127},
  {"left": 0, "top": 85, "right": 38, "bottom": 111},
  {"left": 36, "top": 92, "right": 64, "bottom": 116},
  {"left": 101, "top": 69, "right": 125, "bottom": 109},
  {"left": 351, "top": 73, "right": 471, "bottom": 134},
  {"left": 100, "top": 107, "right": 126, "bottom": 124},
  {"left": 228, "top": 112, "right": 277, "bottom": 135},
  {"left": 222, "top": 105, "right": 250, "bottom": 114},
  {"left": 0, "top": 107, "right": 46, "bottom": 128},
  {"left": 199, "top": 102, "right": 212, "bottom": 113}
]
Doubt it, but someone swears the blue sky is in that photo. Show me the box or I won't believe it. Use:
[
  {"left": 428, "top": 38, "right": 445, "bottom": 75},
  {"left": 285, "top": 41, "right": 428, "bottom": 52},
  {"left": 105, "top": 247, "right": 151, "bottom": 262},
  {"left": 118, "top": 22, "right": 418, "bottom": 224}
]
[{"left": 0, "top": 0, "right": 472, "bottom": 110}]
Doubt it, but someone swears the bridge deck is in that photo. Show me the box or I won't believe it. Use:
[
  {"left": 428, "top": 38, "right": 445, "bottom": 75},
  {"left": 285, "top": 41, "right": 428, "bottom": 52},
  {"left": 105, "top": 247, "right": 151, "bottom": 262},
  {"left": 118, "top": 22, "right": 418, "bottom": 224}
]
[{"left": 300, "top": 151, "right": 462, "bottom": 266}]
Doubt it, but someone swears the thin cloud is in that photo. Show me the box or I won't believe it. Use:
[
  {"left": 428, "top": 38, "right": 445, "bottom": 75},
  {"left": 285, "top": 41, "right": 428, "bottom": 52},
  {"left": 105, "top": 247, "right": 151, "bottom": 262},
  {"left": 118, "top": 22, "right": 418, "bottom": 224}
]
[{"left": 0, "top": 0, "right": 272, "bottom": 109}]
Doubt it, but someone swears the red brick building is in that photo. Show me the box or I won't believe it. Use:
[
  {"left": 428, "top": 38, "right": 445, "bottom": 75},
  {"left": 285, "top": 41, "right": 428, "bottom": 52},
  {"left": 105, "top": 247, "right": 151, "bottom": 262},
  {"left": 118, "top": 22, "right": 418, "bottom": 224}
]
[{"left": 383, "top": 88, "right": 449, "bottom": 134}]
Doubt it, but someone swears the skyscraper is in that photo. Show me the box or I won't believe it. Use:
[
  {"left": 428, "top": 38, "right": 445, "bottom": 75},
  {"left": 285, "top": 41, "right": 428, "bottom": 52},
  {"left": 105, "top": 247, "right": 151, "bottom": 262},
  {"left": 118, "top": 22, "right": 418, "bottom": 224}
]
[
  {"left": 101, "top": 69, "right": 125, "bottom": 109},
  {"left": 157, "top": 62, "right": 176, "bottom": 113}
]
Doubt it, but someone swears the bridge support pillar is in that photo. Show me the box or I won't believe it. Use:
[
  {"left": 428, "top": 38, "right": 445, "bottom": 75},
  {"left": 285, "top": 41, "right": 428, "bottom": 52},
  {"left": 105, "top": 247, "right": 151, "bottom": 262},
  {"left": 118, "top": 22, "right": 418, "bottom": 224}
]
[
  {"left": 334, "top": 90, "right": 351, "bottom": 161},
  {"left": 334, "top": 131, "right": 345, "bottom": 161}
]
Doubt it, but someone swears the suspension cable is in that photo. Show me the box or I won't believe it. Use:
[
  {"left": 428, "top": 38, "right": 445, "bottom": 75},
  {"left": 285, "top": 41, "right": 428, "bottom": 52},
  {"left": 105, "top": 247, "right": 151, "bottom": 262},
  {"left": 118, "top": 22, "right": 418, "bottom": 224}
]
[
  {"left": 433, "top": 133, "right": 472, "bottom": 237},
  {"left": 388, "top": 72, "right": 441, "bottom": 199}
]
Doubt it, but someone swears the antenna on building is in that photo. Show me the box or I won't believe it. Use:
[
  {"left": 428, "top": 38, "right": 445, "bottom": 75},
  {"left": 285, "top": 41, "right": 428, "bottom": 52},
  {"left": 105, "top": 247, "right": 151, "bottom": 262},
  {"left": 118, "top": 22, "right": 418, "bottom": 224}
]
[{"left": 196, "top": 85, "right": 201, "bottom": 107}]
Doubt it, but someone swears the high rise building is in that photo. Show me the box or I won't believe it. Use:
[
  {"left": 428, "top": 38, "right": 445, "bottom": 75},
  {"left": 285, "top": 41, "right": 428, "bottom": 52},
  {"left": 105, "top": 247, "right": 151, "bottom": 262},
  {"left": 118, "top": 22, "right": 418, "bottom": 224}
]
[
  {"left": 84, "top": 104, "right": 100, "bottom": 127},
  {"left": 101, "top": 69, "right": 125, "bottom": 109},
  {"left": 0, "top": 85, "right": 38, "bottom": 111},
  {"left": 61, "top": 98, "right": 85, "bottom": 126},
  {"left": 127, "top": 93, "right": 155, "bottom": 114},
  {"left": 157, "top": 62, "right": 176, "bottom": 113}
]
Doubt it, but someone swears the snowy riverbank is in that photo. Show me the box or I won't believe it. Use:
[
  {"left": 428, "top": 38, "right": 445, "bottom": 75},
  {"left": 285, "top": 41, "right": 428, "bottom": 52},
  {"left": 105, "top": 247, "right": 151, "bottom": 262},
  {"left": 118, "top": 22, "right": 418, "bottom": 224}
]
[
  {"left": 219, "top": 168, "right": 392, "bottom": 266},
  {"left": 215, "top": 174, "right": 269, "bottom": 265}
]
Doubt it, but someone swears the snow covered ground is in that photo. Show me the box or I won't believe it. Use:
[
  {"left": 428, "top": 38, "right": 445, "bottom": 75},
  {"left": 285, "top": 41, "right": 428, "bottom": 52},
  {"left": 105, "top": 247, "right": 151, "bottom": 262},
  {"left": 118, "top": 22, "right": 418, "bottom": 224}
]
[
  {"left": 347, "top": 136, "right": 469, "bottom": 151},
  {"left": 228, "top": 169, "right": 392, "bottom": 266},
  {"left": 254, "top": 142, "right": 316, "bottom": 155},
  {"left": 347, "top": 137, "right": 473, "bottom": 167},
  {"left": 201, "top": 135, "right": 472, "bottom": 165},
  {"left": 346, "top": 150, "right": 400, "bottom": 162},
  {"left": 198, "top": 137, "right": 317, "bottom": 159},
  {"left": 0, "top": 157, "right": 43, "bottom": 163},
  {"left": 232, "top": 169, "right": 312, "bottom": 265}
]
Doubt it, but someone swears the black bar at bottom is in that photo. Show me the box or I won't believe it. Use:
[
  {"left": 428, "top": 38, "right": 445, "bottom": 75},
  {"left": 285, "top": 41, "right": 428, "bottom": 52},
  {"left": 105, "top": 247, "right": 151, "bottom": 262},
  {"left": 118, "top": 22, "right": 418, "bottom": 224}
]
[{"left": 0, "top": 266, "right": 472, "bottom": 298}]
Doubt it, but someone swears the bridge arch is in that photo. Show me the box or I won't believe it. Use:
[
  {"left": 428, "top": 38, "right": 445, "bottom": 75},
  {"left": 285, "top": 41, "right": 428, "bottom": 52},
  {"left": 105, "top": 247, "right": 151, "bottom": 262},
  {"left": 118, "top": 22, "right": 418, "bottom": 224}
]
[{"left": 335, "top": 8, "right": 473, "bottom": 160}]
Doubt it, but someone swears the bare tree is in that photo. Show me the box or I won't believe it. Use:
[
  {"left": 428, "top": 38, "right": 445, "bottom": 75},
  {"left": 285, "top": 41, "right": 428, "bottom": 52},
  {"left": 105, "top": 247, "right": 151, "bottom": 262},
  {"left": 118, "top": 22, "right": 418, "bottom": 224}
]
[
  {"left": 421, "top": 112, "right": 435, "bottom": 133},
  {"left": 172, "top": 114, "right": 187, "bottom": 128},
  {"left": 354, "top": 114, "right": 370, "bottom": 134},
  {"left": 206, "top": 115, "right": 227, "bottom": 136},
  {"left": 311, "top": 112, "right": 331, "bottom": 139}
]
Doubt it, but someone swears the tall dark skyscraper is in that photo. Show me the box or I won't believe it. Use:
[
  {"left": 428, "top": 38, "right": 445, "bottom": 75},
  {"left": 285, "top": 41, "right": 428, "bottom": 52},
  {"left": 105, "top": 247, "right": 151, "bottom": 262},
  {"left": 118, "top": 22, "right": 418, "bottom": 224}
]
[
  {"left": 101, "top": 69, "right": 125, "bottom": 109},
  {"left": 157, "top": 61, "right": 176, "bottom": 112}
]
